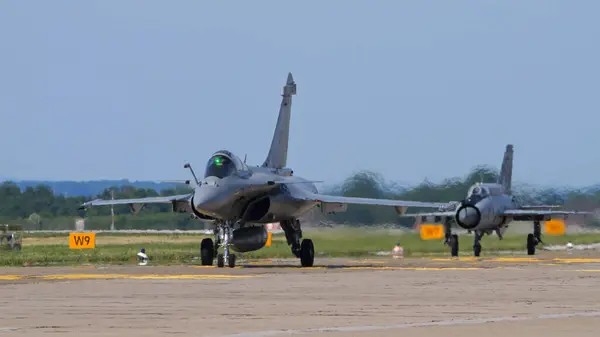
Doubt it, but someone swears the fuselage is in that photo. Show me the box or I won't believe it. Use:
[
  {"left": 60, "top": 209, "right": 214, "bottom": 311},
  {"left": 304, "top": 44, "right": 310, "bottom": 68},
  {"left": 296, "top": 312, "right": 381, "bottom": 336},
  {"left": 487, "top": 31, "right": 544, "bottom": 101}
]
[
  {"left": 454, "top": 183, "right": 518, "bottom": 231},
  {"left": 189, "top": 150, "right": 319, "bottom": 223}
]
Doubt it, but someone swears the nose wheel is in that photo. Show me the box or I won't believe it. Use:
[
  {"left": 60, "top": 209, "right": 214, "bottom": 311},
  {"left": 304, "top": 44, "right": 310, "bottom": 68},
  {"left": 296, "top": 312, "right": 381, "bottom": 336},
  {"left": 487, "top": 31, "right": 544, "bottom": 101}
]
[
  {"left": 216, "top": 221, "right": 237, "bottom": 268},
  {"left": 217, "top": 253, "right": 236, "bottom": 268},
  {"left": 199, "top": 221, "right": 238, "bottom": 268}
]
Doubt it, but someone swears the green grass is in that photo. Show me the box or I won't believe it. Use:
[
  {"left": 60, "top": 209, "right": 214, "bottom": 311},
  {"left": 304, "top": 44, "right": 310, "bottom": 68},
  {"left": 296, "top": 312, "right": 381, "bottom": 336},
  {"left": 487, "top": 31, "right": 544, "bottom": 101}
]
[{"left": 2, "top": 228, "right": 600, "bottom": 267}]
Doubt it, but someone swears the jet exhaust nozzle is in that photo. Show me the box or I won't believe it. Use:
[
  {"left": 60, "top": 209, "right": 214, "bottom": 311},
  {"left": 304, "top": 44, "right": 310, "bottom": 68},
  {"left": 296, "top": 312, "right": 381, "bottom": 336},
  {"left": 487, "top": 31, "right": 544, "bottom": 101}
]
[{"left": 455, "top": 204, "right": 481, "bottom": 230}]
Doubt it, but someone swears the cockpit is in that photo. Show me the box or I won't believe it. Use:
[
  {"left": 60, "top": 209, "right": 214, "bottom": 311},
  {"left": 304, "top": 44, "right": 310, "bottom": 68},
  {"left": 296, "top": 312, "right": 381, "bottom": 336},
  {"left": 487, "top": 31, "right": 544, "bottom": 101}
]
[
  {"left": 204, "top": 150, "right": 247, "bottom": 179},
  {"left": 465, "top": 183, "right": 503, "bottom": 204},
  {"left": 465, "top": 184, "right": 489, "bottom": 204}
]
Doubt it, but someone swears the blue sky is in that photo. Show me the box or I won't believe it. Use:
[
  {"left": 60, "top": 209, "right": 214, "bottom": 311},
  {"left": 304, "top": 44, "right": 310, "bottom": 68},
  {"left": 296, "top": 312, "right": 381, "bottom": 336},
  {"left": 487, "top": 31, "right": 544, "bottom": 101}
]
[{"left": 0, "top": 1, "right": 598, "bottom": 188}]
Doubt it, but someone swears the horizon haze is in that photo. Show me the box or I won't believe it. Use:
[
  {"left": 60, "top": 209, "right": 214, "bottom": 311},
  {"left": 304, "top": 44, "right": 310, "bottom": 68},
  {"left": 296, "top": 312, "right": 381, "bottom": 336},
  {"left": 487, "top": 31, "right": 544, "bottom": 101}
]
[{"left": 1, "top": 1, "right": 598, "bottom": 189}]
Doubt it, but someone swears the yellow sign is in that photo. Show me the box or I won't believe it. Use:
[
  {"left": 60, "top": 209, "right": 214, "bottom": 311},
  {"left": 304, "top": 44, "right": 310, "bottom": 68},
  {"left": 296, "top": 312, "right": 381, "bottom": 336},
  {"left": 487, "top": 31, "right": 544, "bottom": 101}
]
[
  {"left": 544, "top": 219, "right": 565, "bottom": 236},
  {"left": 265, "top": 232, "right": 272, "bottom": 247},
  {"left": 69, "top": 232, "right": 96, "bottom": 249},
  {"left": 420, "top": 224, "right": 445, "bottom": 240}
]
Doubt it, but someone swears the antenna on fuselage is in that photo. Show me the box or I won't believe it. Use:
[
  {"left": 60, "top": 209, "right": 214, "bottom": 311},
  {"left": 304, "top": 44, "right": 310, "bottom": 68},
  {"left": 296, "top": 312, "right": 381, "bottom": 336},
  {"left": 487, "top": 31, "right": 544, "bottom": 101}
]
[
  {"left": 184, "top": 163, "right": 200, "bottom": 186},
  {"left": 244, "top": 154, "right": 247, "bottom": 163}
]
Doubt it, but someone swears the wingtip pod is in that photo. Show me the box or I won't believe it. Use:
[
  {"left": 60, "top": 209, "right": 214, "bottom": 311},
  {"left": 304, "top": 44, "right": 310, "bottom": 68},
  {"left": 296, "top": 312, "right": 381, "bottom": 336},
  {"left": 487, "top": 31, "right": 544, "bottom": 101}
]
[{"left": 78, "top": 198, "right": 101, "bottom": 210}]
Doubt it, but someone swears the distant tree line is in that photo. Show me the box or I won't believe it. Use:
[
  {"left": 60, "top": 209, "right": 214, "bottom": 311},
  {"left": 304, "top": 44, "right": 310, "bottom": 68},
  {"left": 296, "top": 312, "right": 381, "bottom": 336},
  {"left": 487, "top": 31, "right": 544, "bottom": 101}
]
[{"left": 1, "top": 165, "right": 599, "bottom": 230}]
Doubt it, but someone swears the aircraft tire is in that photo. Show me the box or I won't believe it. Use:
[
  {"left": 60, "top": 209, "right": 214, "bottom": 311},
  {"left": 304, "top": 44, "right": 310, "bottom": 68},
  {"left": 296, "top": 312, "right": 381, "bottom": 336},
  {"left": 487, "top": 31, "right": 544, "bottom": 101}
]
[
  {"left": 527, "top": 233, "right": 536, "bottom": 255},
  {"left": 228, "top": 254, "right": 236, "bottom": 268},
  {"left": 300, "top": 239, "right": 314, "bottom": 267},
  {"left": 200, "top": 238, "right": 214, "bottom": 266},
  {"left": 450, "top": 234, "right": 459, "bottom": 257},
  {"left": 473, "top": 243, "right": 481, "bottom": 257},
  {"left": 217, "top": 254, "right": 225, "bottom": 268}
]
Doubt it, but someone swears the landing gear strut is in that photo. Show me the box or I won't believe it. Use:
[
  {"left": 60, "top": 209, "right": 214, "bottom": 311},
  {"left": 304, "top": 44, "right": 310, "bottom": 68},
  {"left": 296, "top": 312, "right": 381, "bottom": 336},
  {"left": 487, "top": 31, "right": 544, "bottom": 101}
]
[
  {"left": 199, "top": 221, "right": 237, "bottom": 268},
  {"left": 443, "top": 218, "right": 459, "bottom": 257},
  {"left": 281, "top": 219, "right": 314, "bottom": 267},
  {"left": 527, "top": 220, "right": 543, "bottom": 255},
  {"left": 473, "top": 230, "right": 483, "bottom": 257}
]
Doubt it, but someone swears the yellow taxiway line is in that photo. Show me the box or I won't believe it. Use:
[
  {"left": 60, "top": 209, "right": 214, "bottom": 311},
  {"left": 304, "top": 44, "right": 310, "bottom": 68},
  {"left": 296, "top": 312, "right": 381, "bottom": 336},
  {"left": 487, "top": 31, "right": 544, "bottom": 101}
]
[
  {"left": 431, "top": 257, "right": 600, "bottom": 264},
  {"left": 0, "top": 274, "right": 257, "bottom": 281},
  {"left": 554, "top": 258, "right": 600, "bottom": 263},
  {"left": 341, "top": 266, "right": 484, "bottom": 271}
]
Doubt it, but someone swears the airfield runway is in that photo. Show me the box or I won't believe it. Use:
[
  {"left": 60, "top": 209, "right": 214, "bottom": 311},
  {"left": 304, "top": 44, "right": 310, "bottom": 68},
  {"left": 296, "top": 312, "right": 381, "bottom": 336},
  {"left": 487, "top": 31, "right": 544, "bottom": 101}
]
[{"left": 1, "top": 252, "right": 600, "bottom": 337}]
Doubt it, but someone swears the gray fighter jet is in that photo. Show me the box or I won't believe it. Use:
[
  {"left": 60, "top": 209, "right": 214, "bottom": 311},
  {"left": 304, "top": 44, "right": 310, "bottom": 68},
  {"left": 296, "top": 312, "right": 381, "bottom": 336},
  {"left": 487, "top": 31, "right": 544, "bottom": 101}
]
[
  {"left": 401, "top": 144, "right": 592, "bottom": 257},
  {"left": 79, "top": 73, "right": 452, "bottom": 268}
]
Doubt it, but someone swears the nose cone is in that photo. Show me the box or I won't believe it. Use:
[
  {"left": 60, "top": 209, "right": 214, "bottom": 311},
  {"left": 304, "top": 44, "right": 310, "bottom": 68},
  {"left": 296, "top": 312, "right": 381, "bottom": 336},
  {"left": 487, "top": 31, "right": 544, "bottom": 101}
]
[
  {"left": 456, "top": 205, "right": 481, "bottom": 229},
  {"left": 192, "top": 181, "right": 222, "bottom": 214}
]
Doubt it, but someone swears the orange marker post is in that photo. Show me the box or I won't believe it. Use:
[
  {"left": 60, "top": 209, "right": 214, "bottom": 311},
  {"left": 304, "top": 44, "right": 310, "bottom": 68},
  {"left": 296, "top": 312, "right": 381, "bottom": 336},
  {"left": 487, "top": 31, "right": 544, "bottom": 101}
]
[
  {"left": 420, "top": 224, "right": 445, "bottom": 240},
  {"left": 544, "top": 219, "right": 566, "bottom": 236}
]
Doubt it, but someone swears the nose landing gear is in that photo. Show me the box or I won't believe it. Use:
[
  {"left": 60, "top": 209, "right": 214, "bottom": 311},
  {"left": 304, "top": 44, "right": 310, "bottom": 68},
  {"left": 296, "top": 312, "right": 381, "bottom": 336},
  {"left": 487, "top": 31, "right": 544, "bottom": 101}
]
[{"left": 199, "top": 221, "right": 237, "bottom": 268}]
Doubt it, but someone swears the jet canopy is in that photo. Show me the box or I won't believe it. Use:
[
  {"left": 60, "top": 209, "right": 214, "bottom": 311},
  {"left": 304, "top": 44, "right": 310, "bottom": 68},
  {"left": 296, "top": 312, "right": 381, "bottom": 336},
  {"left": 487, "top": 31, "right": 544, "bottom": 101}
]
[
  {"left": 204, "top": 150, "right": 247, "bottom": 179},
  {"left": 467, "top": 184, "right": 489, "bottom": 198},
  {"left": 466, "top": 183, "right": 504, "bottom": 202}
]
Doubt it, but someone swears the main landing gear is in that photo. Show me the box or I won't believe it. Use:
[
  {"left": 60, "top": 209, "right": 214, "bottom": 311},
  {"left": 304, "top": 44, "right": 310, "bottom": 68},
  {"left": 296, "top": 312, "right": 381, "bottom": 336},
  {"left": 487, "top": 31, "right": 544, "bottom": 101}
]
[
  {"left": 199, "top": 221, "right": 237, "bottom": 268},
  {"left": 527, "top": 220, "right": 543, "bottom": 255},
  {"left": 472, "top": 231, "right": 484, "bottom": 257},
  {"left": 198, "top": 218, "right": 315, "bottom": 268},
  {"left": 443, "top": 218, "right": 484, "bottom": 257},
  {"left": 443, "top": 219, "right": 459, "bottom": 257},
  {"left": 281, "top": 218, "right": 314, "bottom": 267}
]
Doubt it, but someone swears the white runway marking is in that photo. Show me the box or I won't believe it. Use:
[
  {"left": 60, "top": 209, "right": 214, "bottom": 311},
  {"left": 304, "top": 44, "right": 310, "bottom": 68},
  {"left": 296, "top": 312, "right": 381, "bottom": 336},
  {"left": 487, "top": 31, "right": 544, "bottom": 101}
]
[
  {"left": 216, "top": 311, "right": 600, "bottom": 337},
  {"left": 0, "top": 327, "right": 19, "bottom": 332}
]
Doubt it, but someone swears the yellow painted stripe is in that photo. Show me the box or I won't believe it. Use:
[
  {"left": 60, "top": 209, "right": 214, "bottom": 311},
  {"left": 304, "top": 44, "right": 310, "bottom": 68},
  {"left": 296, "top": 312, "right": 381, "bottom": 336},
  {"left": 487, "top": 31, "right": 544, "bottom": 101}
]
[
  {"left": 0, "top": 274, "right": 256, "bottom": 281},
  {"left": 554, "top": 258, "right": 600, "bottom": 263},
  {"left": 342, "top": 266, "right": 484, "bottom": 271},
  {"left": 491, "top": 258, "right": 541, "bottom": 262},
  {"left": 431, "top": 257, "right": 478, "bottom": 262}
]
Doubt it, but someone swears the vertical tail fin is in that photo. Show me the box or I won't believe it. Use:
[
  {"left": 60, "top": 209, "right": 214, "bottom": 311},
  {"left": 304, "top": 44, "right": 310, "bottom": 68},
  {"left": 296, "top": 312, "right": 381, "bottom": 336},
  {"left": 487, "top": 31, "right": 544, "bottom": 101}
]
[
  {"left": 262, "top": 73, "right": 296, "bottom": 169},
  {"left": 498, "top": 144, "right": 513, "bottom": 193}
]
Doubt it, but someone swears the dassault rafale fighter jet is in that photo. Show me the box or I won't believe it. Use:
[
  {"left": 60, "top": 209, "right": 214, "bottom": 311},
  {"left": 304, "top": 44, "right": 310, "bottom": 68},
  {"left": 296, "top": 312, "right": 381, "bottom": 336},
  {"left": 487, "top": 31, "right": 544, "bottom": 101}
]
[
  {"left": 401, "top": 144, "right": 592, "bottom": 258},
  {"left": 79, "top": 73, "right": 452, "bottom": 268}
]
